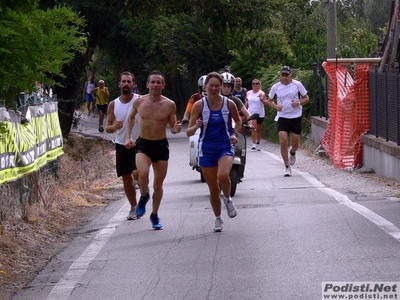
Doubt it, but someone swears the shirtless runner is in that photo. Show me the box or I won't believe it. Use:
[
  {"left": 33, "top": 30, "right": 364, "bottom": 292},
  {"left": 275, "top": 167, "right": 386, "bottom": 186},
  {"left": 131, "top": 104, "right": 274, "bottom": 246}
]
[{"left": 125, "top": 70, "right": 182, "bottom": 229}]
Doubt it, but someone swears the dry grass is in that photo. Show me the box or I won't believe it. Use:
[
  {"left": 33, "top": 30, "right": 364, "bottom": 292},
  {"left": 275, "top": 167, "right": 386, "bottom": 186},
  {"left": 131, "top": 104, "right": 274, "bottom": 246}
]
[{"left": 0, "top": 133, "right": 122, "bottom": 300}]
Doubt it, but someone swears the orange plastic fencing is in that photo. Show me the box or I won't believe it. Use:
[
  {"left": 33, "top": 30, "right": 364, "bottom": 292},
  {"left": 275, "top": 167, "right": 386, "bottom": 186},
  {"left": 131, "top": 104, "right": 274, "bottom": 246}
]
[{"left": 321, "top": 62, "right": 370, "bottom": 169}]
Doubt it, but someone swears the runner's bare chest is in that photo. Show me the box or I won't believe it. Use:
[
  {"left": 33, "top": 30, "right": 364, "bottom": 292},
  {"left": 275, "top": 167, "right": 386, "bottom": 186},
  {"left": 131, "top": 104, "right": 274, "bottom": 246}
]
[{"left": 140, "top": 99, "right": 170, "bottom": 121}]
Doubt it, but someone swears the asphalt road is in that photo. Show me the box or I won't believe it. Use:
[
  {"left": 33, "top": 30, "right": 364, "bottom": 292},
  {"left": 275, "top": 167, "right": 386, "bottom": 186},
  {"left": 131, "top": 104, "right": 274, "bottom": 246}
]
[{"left": 12, "top": 112, "right": 400, "bottom": 300}]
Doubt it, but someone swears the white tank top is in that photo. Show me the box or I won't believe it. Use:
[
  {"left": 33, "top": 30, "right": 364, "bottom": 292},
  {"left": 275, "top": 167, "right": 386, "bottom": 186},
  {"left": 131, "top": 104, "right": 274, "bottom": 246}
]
[
  {"left": 114, "top": 94, "right": 140, "bottom": 145},
  {"left": 86, "top": 82, "right": 96, "bottom": 94}
]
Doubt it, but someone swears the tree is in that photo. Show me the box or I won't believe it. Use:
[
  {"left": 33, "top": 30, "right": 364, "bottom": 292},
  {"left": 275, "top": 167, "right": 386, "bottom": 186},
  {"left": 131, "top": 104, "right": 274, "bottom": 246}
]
[
  {"left": 0, "top": 3, "right": 86, "bottom": 108},
  {"left": 26, "top": 0, "right": 386, "bottom": 138},
  {"left": 336, "top": 21, "right": 378, "bottom": 57},
  {"left": 363, "top": 0, "right": 391, "bottom": 35},
  {"left": 336, "top": 0, "right": 366, "bottom": 20},
  {"left": 114, "top": 0, "right": 275, "bottom": 103},
  {"left": 283, "top": 1, "right": 327, "bottom": 68}
]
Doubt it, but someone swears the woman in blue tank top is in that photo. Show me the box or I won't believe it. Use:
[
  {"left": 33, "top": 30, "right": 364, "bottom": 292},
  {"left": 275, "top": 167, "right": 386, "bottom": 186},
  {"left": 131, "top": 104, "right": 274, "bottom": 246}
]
[{"left": 186, "top": 72, "right": 241, "bottom": 232}]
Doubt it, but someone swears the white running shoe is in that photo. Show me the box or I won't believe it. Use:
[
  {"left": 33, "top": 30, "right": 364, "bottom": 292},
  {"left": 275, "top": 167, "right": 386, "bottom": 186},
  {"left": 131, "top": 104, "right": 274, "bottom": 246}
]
[
  {"left": 251, "top": 143, "right": 256, "bottom": 150},
  {"left": 289, "top": 150, "right": 296, "bottom": 166},
  {"left": 214, "top": 217, "right": 224, "bottom": 232},
  {"left": 223, "top": 196, "right": 237, "bottom": 218},
  {"left": 256, "top": 143, "right": 261, "bottom": 151},
  {"left": 133, "top": 180, "right": 140, "bottom": 190},
  {"left": 284, "top": 166, "right": 292, "bottom": 177},
  {"left": 127, "top": 206, "right": 138, "bottom": 220}
]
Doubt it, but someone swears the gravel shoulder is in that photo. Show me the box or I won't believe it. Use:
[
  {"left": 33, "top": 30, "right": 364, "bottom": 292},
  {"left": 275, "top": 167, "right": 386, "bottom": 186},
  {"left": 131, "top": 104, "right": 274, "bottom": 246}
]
[{"left": 261, "top": 138, "right": 400, "bottom": 200}]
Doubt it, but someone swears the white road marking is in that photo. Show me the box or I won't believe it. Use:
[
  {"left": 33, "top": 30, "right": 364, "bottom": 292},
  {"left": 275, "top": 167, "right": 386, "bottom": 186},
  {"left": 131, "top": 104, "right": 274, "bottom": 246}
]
[
  {"left": 45, "top": 202, "right": 128, "bottom": 300},
  {"left": 264, "top": 150, "right": 400, "bottom": 242},
  {"left": 46, "top": 149, "right": 400, "bottom": 299},
  {"left": 299, "top": 169, "right": 400, "bottom": 241}
]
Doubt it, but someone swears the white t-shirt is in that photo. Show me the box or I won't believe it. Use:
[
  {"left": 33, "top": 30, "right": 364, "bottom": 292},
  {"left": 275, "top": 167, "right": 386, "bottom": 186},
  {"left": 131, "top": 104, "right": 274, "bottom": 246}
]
[
  {"left": 268, "top": 79, "right": 307, "bottom": 119},
  {"left": 85, "top": 82, "right": 96, "bottom": 94},
  {"left": 246, "top": 90, "right": 266, "bottom": 118},
  {"left": 113, "top": 94, "right": 140, "bottom": 145}
]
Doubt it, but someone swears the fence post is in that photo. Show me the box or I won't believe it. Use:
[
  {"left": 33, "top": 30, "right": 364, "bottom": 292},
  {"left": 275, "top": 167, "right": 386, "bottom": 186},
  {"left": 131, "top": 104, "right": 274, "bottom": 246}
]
[
  {"left": 323, "top": 63, "right": 329, "bottom": 119},
  {"left": 384, "top": 64, "right": 389, "bottom": 142},
  {"left": 312, "top": 62, "right": 318, "bottom": 116}
]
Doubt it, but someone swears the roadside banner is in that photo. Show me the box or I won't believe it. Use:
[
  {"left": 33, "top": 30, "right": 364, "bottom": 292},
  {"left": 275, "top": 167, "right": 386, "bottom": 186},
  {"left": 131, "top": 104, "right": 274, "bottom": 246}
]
[
  {"left": 0, "top": 103, "right": 64, "bottom": 185},
  {"left": 43, "top": 102, "right": 64, "bottom": 162}
]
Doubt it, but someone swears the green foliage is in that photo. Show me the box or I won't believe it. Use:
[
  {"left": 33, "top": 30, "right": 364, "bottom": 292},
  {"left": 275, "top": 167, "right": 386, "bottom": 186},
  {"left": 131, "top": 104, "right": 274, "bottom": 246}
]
[
  {"left": 363, "top": 0, "right": 391, "bottom": 35},
  {"left": 337, "top": 0, "right": 366, "bottom": 20},
  {"left": 111, "top": 0, "right": 279, "bottom": 100},
  {"left": 91, "top": 50, "right": 120, "bottom": 100},
  {"left": 334, "top": 0, "right": 391, "bottom": 44},
  {"left": 337, "top": 21, "right": 378, "bottom": 57},
  {"left": 289, "top": 1, "right": 328, "bottom": 68},
  {"left": 229, "top": 28, "right": 294, "bottom": 88},
  {"left": 0, "top": 4, "right": 86, "bottom": 106},
  {"left": 1, "top": 0, "right": 384, "bottom": 119},
  {"left": 0, "top": 0, "right": 38, "bottom": 13}
]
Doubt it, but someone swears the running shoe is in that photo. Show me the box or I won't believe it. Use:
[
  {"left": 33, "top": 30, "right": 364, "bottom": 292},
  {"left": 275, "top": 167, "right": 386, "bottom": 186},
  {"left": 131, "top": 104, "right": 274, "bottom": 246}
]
[
  {"left": 99, "top": 126, "right": 104, "bottom": 132},
  {"left": 133, "top": 180, "right": 140, "bottom": 190},
  {"left": 256, "top": 143, "right": 261, "bottom": 151},
  {"left": 213, "top": 217, "right": 224, "bottom": 232},
  {"left": 284, "top": 166, "right": 292, "bottom": 177},
  {"left": 223, "top": 196, "right": 237, "bottom": 218},
  {"left": 136, "top": 192, "right": 150, "bottom": 217},
  {"left": 251, "top": 144, "right": 256, "bottom": 150},
  {"left": 150, "top": 213, "right": 163, "bottom": 230},
  {"left": 127, "top": 206, "right": 138, "bottom": 220},
  {"left": 289, "top": 150, "right": 296, "bottom": 166}
]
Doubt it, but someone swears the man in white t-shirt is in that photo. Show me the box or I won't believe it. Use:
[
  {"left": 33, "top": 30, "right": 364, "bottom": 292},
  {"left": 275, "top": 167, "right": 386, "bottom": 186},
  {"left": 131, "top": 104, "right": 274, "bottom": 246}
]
[
  {"left": 265, "top": 66, "right": 309, "bottom": 177},
  {"left": 83, "top": 74, "right": 97, "bottom": 117}
]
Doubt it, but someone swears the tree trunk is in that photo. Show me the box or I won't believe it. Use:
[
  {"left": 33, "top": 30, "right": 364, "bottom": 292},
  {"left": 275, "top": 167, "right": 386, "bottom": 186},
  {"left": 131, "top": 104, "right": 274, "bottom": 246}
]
[
  {"left": 379, "top": 0, "right": 399, "bottom": 72},
  {"left": 54, "top": 29, "right": 101, "bottom": 138}
]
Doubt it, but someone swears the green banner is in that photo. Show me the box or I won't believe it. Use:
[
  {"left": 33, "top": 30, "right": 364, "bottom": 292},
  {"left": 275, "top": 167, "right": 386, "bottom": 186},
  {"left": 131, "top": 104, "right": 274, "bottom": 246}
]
[{"left": 0, "top": 103, "right": 64, "bottom": 185}]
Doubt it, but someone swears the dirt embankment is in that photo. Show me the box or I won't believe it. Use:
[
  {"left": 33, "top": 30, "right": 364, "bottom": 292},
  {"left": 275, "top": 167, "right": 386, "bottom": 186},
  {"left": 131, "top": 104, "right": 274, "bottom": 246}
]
[{"left": 0, "top": 134, "right": 123, "bottom": 300}]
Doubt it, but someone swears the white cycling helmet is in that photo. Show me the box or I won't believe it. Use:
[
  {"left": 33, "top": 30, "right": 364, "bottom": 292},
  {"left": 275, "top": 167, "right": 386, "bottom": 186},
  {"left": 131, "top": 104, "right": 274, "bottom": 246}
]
[
  {"left": 221, "top": 72, "right": 235, "bottom": 96},
  {"left": 221, "top": 72, "right": 235, "bottom": 85},
  {"left": 197, "top": 75, "right": 207, "bottom": 96}
]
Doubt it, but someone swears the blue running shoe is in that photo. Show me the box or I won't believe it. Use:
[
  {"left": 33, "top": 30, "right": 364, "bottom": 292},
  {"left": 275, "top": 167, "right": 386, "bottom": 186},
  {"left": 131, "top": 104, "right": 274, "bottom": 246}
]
[
  {"left": 136, "top": 192, "right": 150, "bottom": 217},
  {"left": 150, "top": 213, "right": 163, "bottom": 230}
]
